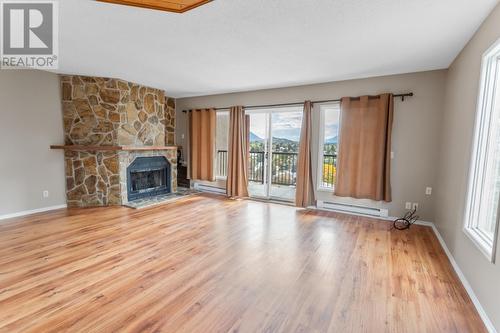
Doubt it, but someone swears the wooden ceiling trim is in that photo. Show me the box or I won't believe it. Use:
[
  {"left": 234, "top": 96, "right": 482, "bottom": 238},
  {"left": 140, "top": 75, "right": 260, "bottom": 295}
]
[{"left": 96, "top": 0, "right": 213, "bottom": 13}]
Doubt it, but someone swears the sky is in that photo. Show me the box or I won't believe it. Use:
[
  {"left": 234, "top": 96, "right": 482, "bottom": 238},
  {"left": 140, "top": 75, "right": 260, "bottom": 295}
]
[
  {"left": 248, "top": 107, "right": 303, "bottom": 141},
  {"left": 324, "top": 107, "right": 340, "bottom": 139}
]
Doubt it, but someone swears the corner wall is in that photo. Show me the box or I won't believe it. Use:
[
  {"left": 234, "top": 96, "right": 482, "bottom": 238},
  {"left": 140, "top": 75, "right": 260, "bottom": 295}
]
[
  {"left": 176, "top": 70, "right": 447, "bottom": 221},
  {"left": 0, "top": 70, "right": 66, "bottom": 216},
  {"left": 435, "top": 3, "right": 500, "bottom": 330}
]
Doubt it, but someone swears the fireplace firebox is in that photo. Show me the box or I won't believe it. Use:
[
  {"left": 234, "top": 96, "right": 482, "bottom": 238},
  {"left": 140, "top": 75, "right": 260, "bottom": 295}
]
[{"left": 127, "top": 156, "right": 171, "bottom": 201}]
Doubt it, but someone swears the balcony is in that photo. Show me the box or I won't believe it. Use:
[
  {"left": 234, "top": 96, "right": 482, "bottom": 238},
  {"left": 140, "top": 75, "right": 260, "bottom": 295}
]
[{"left": 216, "top": 150, "right": 337, "bottom": 198}]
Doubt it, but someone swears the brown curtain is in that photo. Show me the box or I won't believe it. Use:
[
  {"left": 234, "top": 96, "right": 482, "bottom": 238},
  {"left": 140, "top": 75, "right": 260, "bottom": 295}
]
[
  {"left": 226, "top": 106, "right": 249, "bottom": 198},
  {"left": 335, "top": 94, "right": 394, "bottom": 201},
  {"left": 295, "top": 101, "right": 315, "bottom": 207},
  {"left": 189, "top": 109, "right": 216, "bottom": 181}
]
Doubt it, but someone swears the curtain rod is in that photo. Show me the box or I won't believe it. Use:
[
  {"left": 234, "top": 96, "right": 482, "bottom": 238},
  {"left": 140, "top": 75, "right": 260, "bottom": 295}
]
[{"left": 182, "top": 92, "right": 413, "bottom": 113}]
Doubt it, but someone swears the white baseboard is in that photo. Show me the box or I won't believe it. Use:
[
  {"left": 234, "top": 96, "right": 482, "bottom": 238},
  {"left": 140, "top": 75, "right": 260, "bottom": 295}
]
[
  {"left": 0, "top": 204, "right": 67, "bottom": 221},
  {"left": 413, "top": 219, "right": 434, "bottom": 227},
  {"left": 310, "top": 206, "right": 496, "bottom": 332},
  {"left": 429, "top": 223, "right": 497, "bottom": 333}
]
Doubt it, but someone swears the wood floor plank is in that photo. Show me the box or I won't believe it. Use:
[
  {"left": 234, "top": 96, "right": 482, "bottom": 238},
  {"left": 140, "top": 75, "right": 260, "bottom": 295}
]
[{"left": 0, "top": 194, "right": 486, "bottom": 332}]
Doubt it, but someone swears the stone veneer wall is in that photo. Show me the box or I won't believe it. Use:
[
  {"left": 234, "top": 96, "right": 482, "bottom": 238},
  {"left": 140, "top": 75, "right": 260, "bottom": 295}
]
[
  {"left": 65, "top": 150, "right": 121, "bottom": 207},
  {"left": 60, "top": 75, "right": 175, "bottom": 146},
  {"left": 64, "top": 149, "right": 177, "bottom": 207},
  {"left": 60, "top": 75, "right": 177, "bottom": 207}
]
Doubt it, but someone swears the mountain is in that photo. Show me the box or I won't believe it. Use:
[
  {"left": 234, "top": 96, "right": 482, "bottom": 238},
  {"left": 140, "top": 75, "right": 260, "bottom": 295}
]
[
  {"left": 249, "top": 132, "right": 263, "bottom": 142},
  {"left": 325, "top": 136, "right": 338, "bottom": 144},
  {"left": 272, "top": 137, "right": 298, "bottom": 144},
  {"left": 250, "top": 132, "right": 303, "bottom": 144},
  {"left": 251, "top": 132, "right": 336, "bottom": 145}
]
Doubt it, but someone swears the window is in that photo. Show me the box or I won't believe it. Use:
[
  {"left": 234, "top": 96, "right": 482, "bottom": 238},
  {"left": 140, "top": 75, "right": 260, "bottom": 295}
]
[
  {"left": 317, "top": 103, "right": 341, "bottom": 191},
  {"left": 464, "top": 38, "right": 500, "bottom": 262},
  {"left": 215, "top": 111, "right": 229, "bottom": 179}
]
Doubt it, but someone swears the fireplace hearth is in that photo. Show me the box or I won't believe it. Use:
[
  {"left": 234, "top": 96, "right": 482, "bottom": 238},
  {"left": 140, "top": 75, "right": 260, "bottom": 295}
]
[{"left": 127, "top": 156, "right": 171, "bottom": 202}]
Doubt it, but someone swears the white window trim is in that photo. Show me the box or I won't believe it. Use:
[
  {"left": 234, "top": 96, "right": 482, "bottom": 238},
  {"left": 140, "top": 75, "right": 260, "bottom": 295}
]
[
  {"left": 215, "top": 110, "right": 229, "bottom": 180},
  {"left": 463, "top": 38, "right": 500, "bottom": 263},
  {"left": 317, "top": 102, "right": 340, "bottom": 193}
]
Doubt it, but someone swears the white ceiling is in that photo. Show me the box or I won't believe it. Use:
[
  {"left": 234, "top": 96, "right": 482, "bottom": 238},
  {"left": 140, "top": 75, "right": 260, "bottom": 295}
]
[{"left": 57, "top": 0, "right": 499, "bottom": 98}]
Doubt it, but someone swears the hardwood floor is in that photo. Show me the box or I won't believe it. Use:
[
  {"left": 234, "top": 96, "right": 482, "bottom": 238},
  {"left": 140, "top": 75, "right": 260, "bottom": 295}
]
[{"left": 0, "top": 194, "right": 486, "bottom": 332}]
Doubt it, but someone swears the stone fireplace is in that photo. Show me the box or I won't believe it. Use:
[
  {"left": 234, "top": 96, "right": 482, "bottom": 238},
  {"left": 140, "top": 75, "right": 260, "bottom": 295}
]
[{"left": 55, "top": 75, "right": 177, "bottom": 207}]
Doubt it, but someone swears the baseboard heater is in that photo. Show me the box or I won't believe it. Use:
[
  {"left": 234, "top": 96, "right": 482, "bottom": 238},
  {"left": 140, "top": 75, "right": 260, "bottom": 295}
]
[
  {"left": 193, "top": 183, "right": 227, "bottom": 195},
  {"left": 316, "top": 200, "right": 389, "bottom": 218}
]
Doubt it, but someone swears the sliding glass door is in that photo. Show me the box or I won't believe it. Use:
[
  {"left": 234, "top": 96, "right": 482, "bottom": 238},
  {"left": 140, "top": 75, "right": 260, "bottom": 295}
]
[{"left": 247, "top": 106, "right": 303, "bottom": 201}]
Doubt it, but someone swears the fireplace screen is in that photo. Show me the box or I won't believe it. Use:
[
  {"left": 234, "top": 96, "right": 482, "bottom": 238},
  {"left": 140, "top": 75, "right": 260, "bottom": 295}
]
[
  {"left": 130, "top": 169, "right": 165, "bottom": 192},
  {"left": 127, "top": 156, "right": 171, "bottom": 201}
]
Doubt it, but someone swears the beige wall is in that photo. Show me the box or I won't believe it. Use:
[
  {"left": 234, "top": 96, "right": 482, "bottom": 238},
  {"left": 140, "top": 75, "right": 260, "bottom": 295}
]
[
  {"left": 177, "top": 70, "right": 447, "bottom": 221},
  {"left": 0, "top": 70, "right": 66, "bottom": 216},
  {"left": 435, "top": 3, "right": 500, "bottom": 330}
]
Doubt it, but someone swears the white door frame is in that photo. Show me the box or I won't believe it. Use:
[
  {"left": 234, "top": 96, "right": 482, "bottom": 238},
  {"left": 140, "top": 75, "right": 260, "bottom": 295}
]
[
  {"left": 246, "top": 106, "right": 302, "bottom": 202},
  {"left": 246, "top": 109, "right": 271, "bottom": 199}
]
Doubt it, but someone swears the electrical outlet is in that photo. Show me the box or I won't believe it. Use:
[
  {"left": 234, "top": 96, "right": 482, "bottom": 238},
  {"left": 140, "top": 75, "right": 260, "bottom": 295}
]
[
  {"left": 390, "top": 151, "right": 395, "bottom": 159},
  {"left": 405, "top": 202, "right": 412, "bottom": 210},
  {"left": 425, "top": 187, "right": 432, "bottom": 195},
  {"left": 412, "top": 202, "right": 419, "bottom": 210},
  {"left": 43, "top": 190, "right": 49, "bottom": 198}
]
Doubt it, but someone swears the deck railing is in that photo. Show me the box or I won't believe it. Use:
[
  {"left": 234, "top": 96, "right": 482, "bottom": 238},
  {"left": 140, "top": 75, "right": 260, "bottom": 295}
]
[
  {"left": 248, "top": 151, "right": 265, "bottom": 183},
  {"left": 271, "top": 152, "right": 298, "bottom": 186},
  {"left": 321, "top": 154, "right": 337, "bottom": 189},
  {"left": 216, "top": 150, "right": 337, "bottom": 187},
  {"left": 216, "top": 149, "right": 228, "bottom": 177}
]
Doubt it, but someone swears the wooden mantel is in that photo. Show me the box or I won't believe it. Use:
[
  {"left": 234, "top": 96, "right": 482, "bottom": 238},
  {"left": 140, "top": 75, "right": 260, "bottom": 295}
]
[{"left": 50, "top": 145, "right": 179, "bottom": 151}]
